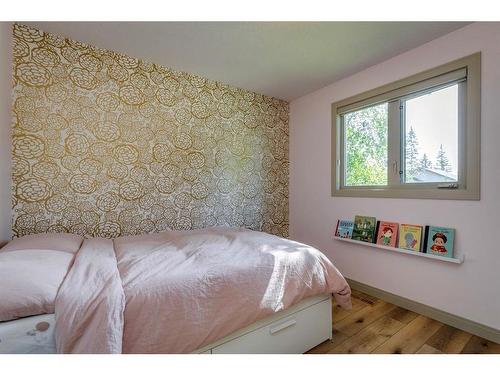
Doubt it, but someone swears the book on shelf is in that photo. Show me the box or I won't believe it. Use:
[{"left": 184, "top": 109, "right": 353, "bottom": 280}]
[
  {"left": 334, "top": 219, "right": 354, "bottom": 239},
  {"left": 423, "top": 226, "right": 455, "bottom": 258},
  {"left": 398, "top": 224, "right": 423, "bottom": 251},
  {"left": 375, "top": 221, "right": 399, "bottom": 247},
  {"left": 352, "top": 216, "right": 377, "bottom": 243}
]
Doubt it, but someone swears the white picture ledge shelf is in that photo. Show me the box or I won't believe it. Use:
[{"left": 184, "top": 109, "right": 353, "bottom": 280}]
[{"left": 334, "top": 237, "right": 464, "bottom": 264}]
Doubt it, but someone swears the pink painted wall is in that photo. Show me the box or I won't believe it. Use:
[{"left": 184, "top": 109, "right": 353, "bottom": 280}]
[{"left": 289, "top": 22, "right": 500, "bottom": 330}]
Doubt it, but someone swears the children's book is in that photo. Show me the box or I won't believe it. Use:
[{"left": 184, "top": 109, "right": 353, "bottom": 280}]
[
  {"left": 423, "top": 226, "right": 455, "bottom": 258},
  {"left": 376, "top": 221, "right": 399, "bottom": 247},
  {"left": 398, "top": 224, "right": 423, "bottom": 251},
  {"left": 334, "top": 219, "right": 354, "bottom": 239},
  {"left": 352, "top": 216, "right": 377, "bottom": 243}
]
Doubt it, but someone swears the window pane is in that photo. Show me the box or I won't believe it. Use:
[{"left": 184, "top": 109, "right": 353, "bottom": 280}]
[
  {"left": 344, "top": 103, "right": 388, "bottom": 186},
  {"left": 404, "top": 84, "right": 458, "bottom": 183}
]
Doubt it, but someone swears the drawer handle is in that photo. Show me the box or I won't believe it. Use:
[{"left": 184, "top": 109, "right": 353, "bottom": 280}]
[{"left": 269, "top": 318, "right": 297, "bottom": 335}]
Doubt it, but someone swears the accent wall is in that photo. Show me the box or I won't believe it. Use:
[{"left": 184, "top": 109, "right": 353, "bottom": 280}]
[{"left": 11, "top": 23, "right": 289, "bottom": 239}]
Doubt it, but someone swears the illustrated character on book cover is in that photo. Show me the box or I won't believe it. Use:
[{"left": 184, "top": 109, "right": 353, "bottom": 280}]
[
  {"left": 379, "top": 226, "right": 394, "bottom": 246},
  {"left": 430, "top": 232, "right": 448, "bottom": 253},
  {"left": 404, "top": 232, "right": 417, "bottom": 249}
]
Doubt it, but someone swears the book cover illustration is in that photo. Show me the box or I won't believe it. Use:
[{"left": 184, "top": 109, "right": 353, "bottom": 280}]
[
  {"left": 425, "top": 226, "right": 455, "bottom": 258},
  {"left": 352, "top": 216, "right": 377, "bottom": 243},
  {"left": 376, "top": 221, "right": 399, "bottom": 247},
  {"left": 335, "top": 219, "right": 354, "bottom": 239},
  {"left": 398, "top": 224, "right": 423, "bottom": 251}
]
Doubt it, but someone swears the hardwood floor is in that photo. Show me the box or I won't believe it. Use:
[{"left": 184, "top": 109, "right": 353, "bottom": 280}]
[{"left": 306, "top": 289, "right": 500, "bottom": 354}]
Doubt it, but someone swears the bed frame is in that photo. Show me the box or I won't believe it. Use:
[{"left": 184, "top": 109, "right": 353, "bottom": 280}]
[
  {"left": 0, "top": 294, "right": 332, "bottom": 354},
  {"left": 193, "top": 293, "right": 332, "bottom": 354}
]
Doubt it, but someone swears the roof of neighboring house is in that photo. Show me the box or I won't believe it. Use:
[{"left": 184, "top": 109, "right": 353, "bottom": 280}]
[{"left": 413, "top": 167, "right": 457, "bottom": 183}]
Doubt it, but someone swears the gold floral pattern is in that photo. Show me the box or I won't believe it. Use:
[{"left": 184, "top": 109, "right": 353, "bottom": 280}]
[
  {"left": 16, "top": 178, "right": 52, "bottom": 202},
  {"left": 12, "top": 23, "right": 289, "bottom": 239},
  {"left": 15, "top": 62, "right": 52, "bottom": 87}
]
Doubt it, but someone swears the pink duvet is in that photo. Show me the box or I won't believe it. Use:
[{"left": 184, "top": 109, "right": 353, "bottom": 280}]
[{"left": 4, "top": 228, "right": 351, "bottom": 353}]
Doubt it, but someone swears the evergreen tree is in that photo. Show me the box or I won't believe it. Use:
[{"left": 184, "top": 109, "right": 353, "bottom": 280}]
[
  {"left": 406, "top": 126, "right": 420, "bottom": 178},
  {"left": 435, "top": 144, "right": 451, "bottom": 172},
  {"left": 420, "top": 153, "right": 432, "bottom": 169}
]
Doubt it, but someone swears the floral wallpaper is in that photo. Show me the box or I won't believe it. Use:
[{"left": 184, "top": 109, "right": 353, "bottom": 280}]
[{"left": 11, "top": 24, "right": 289, "bottom": 239}]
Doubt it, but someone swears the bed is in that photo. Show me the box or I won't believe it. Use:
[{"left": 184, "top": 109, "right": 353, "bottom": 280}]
[
  {"left": 0, "top": 295, "right": 331, "bottom": 354},
  {"left": 0, "top": 228, "right": 351, "bottom": 354}
]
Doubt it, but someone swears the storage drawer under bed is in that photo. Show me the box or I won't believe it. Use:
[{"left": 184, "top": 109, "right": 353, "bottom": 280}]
[{"left": 211, "top": 298, "right": 332, "bottom": 354}]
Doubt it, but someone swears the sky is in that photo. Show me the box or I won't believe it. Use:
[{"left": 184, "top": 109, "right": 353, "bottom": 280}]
[{"left": 405, "top": 84, "right": 458, "bottom": 176}]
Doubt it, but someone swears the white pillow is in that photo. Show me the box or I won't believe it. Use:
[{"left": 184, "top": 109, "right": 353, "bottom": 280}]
[{"left": 0, "top": 249, "right": 74, "bottom": 322}]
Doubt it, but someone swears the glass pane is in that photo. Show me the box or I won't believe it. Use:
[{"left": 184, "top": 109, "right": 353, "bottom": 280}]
[
  {"left": 404, "top": 84, "right": 459, "bottom": 183},
  {"left": 344, "top": 103, "right": 388, "bottom": 186}
]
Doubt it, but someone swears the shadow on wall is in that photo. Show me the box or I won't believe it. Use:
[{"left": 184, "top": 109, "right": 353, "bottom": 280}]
[{"left": 0, "top": 23, "right": 13, "bottom": 244}]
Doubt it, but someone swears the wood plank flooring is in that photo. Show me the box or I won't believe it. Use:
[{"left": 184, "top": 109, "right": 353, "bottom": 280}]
[{"left": 306, "top": 289, "right": 500, "bottom": 354}]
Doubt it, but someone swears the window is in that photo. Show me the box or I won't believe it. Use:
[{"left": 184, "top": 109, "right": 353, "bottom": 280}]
[{"left": 332, "top": 53, "right": 480, "bottom": 200}]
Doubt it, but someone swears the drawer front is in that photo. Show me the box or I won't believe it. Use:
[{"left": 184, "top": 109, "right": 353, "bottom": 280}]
[{"left": 212, "top": 299, "right": 331, "bottom": 354}]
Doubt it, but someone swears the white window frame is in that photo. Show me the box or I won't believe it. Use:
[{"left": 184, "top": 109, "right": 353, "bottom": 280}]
[{"left": 331, "top": 53, "right": 481, "bottom": 200}]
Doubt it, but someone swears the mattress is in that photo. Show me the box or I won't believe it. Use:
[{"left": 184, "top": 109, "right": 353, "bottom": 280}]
[{"left": 0, "top": 314, "right": 56, "bottom": 354}]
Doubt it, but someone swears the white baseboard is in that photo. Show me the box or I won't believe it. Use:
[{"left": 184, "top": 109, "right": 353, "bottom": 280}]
[{"left": 347, "top": 278, "right": 500, "bottom": 344}]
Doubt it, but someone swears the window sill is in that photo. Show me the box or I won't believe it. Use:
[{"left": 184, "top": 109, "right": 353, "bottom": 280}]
[{"left": 332, "top": 186, "right": 479, "bottom": 200}]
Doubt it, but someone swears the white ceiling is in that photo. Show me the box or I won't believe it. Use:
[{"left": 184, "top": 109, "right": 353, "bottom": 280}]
[{"left": 25, "top": 22, "right": 469, "bottom": 101}]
